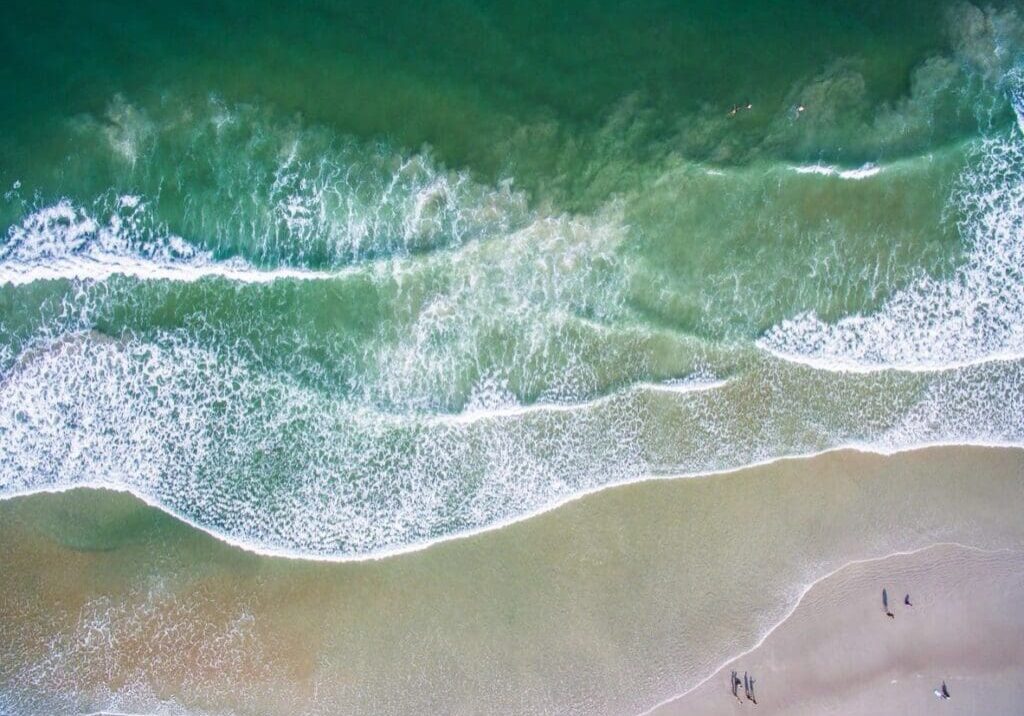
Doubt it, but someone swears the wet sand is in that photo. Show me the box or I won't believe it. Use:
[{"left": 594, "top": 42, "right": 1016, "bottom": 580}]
[
  {"left": 651, "top": 544, "right": 1024, "bottom": 715},
  {"left": 2, "top": 446, "right": 1024, "bottom": 715}
]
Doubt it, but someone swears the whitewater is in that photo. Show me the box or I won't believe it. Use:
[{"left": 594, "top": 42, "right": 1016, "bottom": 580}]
[{"left": 1, "top": 80, "right": 1023, "bottom": 559}]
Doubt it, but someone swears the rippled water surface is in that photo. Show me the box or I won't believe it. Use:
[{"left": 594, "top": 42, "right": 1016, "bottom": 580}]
[{"left": 1, "top": 0, "right": 1023, "bottom": 557}]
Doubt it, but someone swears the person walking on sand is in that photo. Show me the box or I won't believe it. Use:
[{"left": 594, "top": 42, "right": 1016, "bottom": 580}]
[
  {"left": 883, "top": 588, "right": 894, "bottom": 618},
  {"left": 731, "top": 670, "right": 740, "bottom": 700},
  {"left": 744, "top": 672, "right": 750, "bottom": 700},
  {"left": 904, "top": 593, "right": 912, "bottom": 606},
  {"left": 748, "top": 675, "right": 757, "bottom": 705}
]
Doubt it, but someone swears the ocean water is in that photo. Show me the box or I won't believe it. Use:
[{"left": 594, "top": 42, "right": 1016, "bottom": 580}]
[{"left": 1, "top": 0, "right": 1023, "bottom": 561}]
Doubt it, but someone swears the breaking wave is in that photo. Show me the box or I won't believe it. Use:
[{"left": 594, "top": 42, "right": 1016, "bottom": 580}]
[
  {"left": 761, "top": 121, "right": 1024, "bottom": 371},
  {"left": 2, "top": 81, "right": 1024, "bottom": 559}
]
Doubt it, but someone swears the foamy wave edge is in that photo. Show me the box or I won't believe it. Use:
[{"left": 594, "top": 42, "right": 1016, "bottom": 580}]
[
  {"left": 2, "top": 442, "right": 1019, "bottom": 564},
  {"left": 432, "top": 378, "right": 730, "bottom": 425},
  {"left": 789, "top": 163, "right": 883, "bottom": 180},
  {"left": 757, "top": 343, "right": 1024, "bottom": 374},
  {"left": 761, "top": 127, "right": 1024, "bottom": 373},
  {"left": 0, "top": 258, "right": 338, "bottom": 286}
]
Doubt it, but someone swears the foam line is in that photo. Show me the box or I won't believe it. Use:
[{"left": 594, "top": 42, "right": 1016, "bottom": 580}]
[
  {"left": 2, "top": 443, "right": 1020, "bottom": 565},
  {"left": 790, "top": 163, "right": 882, "bottom": 179},
  {"left": 758, "top": 343, "right": 1024, "bottom": 374},
  {"left": 431, "top": 378, "right": 730, "bottom": 426},
  {"left": 0, "top": 257, "right": 336, "bottom": 286}
]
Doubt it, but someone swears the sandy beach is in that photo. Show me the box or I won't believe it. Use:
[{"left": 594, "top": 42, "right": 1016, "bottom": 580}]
[
  {"left": 2, "top": 446, "right": 1024, "bottom": 715},
  {"left": 651, "top": 543, "right": 1024, "bottom": 715}
]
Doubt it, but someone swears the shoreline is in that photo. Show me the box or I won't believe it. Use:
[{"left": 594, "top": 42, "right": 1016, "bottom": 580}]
[
  {"left": 648, "top": 543, "right": 1024, "bottom": 715},
  {"left": 3, "top": 445, "right": 1024, "bottom": 714},
  {"left": 3, "top": 441, "right": 1021, "bottom": 564}
]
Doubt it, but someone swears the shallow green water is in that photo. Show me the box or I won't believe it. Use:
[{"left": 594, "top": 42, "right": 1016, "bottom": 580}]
[{"left": 1, "top": 0, "right": 1023, "bottom": 556}]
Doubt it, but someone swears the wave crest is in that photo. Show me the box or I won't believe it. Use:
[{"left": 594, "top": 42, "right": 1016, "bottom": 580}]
[{"left": 760, "top": 124, "right": 1024, "bottom": 372}]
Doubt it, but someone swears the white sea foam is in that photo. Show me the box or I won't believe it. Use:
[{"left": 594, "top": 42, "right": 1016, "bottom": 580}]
[
  {"left": 2, "top": 156, "right": 1023, "bottom": 559},
  {"left": 1, "top": 98, "right": 540, "bottom": 286},
  {"left": 0, "top": 198, "right": 334, "bottom": 286},
  {"left": 0, "top": 254, "right": 333, "bottom": 285},
  {"left": 434, "top": 374, "right": 730, "bottom": 426},
  {"left": 4, "top": 578, "right": 270, "bottom": 716},
  {"left": 762, "top": 125, "right": 1024, "bottom": 371},
  {"left": 790, "top": 163, "right": 882, "bottom": 180},
  {"left": 1, "top": 324, "right": 1022, "bottom": 559},
  {"left": 640, "top": 377, "right": 730, "bottom": 394}
]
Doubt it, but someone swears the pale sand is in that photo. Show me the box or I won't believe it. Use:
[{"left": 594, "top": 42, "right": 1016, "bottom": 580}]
[
  {"left": 651, "top": 544, "right": 1024, "bottom": 716},
  {"left": 2, "top": 446, "right": 1024, "bottom": 714}
]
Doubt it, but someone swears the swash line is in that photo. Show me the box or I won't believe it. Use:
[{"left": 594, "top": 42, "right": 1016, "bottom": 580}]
[
  {"left": 1, "top": 441, "right": 1020, "bottom": 565},
  {"left": 757, "top": 342, "right": 1024, "bottom": 375}
]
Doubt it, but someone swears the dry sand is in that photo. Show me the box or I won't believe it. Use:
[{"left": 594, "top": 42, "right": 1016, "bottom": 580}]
[{"left": 651, "top": 544, "right": 1024, "bottom": 716}]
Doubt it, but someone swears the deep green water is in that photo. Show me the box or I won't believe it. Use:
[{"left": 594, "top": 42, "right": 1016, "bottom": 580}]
[{"left": 1, "top": 0, "right": 1023, "bottom": 556}]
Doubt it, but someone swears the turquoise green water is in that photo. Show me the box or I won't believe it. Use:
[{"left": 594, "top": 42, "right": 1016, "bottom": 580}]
[{"left": 1, "top": 0, "right": 1024, "bottom": 556}]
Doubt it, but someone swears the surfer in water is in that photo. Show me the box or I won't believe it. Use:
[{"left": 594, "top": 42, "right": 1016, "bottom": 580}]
[{"left": 935, "top": 680, "right": 951, "bottom": 700}]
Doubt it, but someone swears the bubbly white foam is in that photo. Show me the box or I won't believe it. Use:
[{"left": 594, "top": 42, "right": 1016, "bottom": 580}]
[
  {"left": 435, "top": 374, "right": 730, "bottom": 426},
  {"left": 4, "top": 579, "right": 270, "bottom": 716},
  {"left": 2, "top": 325, "right": 1022, "bottom": 559},
  {"left": 639, "top": 377, "right": 730, "bottom": 394},
  {"left": 762, "top": 126, "right": 1024, "bottom": 371},
  {"left": 0, "top": 198, "right": 334, "bottom": 286},
  {"left": 790, "top": 163, "right": 882, "bottom": 180}
]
